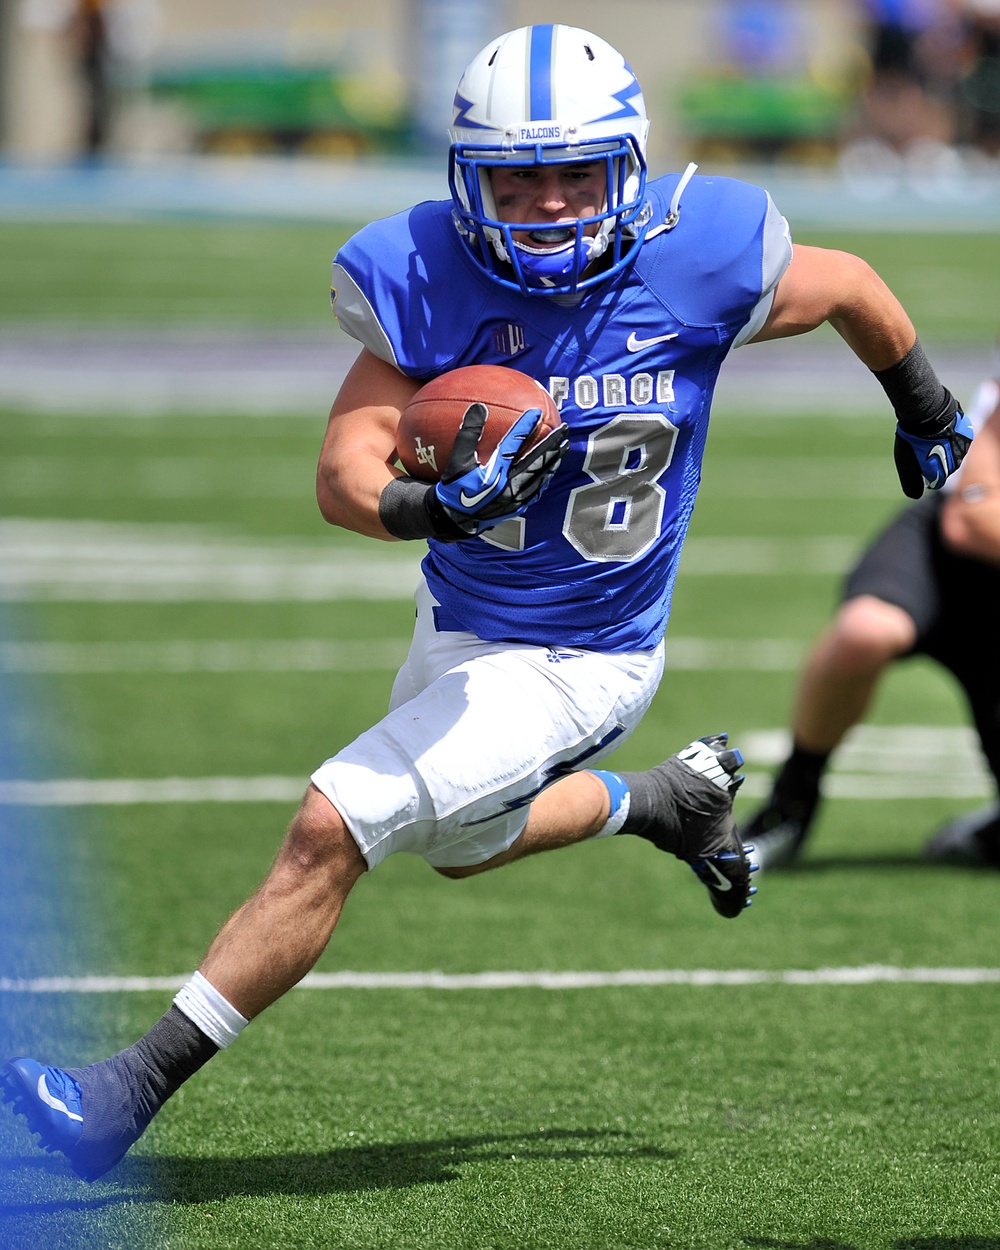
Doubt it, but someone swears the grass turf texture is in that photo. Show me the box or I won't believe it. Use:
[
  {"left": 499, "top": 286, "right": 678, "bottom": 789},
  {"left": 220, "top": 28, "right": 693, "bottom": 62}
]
[
  {"left": 0, "top": 221, "right": 359, "bottom": 325},
  {"left": 4, "top": 987, "right": 999, "bottom": 1249},
  {"left": 0, "top": 220, "right": 997, "bottom": 343},
  {"left": 2, "top": 221, "right": 999, "bottom": 1248}
]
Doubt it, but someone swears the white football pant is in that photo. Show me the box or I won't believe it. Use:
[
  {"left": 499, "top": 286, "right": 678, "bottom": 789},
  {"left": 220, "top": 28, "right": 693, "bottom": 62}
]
[{"left": 310, "top": 578, "right": 664, "bottom": 868}]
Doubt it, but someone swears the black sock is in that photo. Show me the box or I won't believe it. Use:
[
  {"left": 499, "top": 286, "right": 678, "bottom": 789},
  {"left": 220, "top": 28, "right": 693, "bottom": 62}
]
[
  {"left": 130, "top": 1005, "right": 220, "bottom": 1104},
  {"left": 618, "top": 764, "right": 684, "bottom": 852},
  {"left": 91, "top": 1006, "right": 217, "bottom": 1128},
  {"left": 772, "top": 744, "right": 829, "bottom": 808},
  {"left": 616, "top": 756, "right": 733, "bottom": 858},
  {"left": 66, "top": 1006, "right": 219, "bottom": 1173}
]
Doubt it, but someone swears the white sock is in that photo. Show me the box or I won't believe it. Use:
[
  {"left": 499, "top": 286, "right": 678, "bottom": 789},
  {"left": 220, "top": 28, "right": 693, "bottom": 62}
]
[{"left": 173, "top": 971, "right": 249, "bottom": 1050}]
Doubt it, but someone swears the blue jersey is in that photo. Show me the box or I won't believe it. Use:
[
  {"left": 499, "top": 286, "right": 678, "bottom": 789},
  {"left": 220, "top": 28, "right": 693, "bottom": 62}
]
[{"left": 331, "top": 172, "right": 792, "bottom": 651}]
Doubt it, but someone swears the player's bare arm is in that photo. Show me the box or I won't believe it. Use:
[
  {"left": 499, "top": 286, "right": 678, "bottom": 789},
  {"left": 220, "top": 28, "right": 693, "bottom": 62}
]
[
  {"left": 750, "top": 244, "right": 915, "bottom": 368},
  {"left": 752, "top": 244, "right": 972, "bottom": 498},
  {"left": 941, "top": 389, "right": 1000, "bottom": 564},
  {"left": 318, "top": 347, "right": 567, "bottom": 546},
  {"left": 316, "top": 347, "right": 422, "bottom": 540}
]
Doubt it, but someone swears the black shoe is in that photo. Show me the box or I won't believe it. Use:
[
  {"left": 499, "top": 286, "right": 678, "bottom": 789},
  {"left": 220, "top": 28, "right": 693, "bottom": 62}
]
[
  {"left": 922, "top": 802, "right": 1000, "bottom": 867},
  {"left": 617, "top": 735, "right": 759, "bottom": 918},
  {"left": 741, "top": 788, "right": 820, "bottom": 871},
  {"left": 673, "top": 736, "right": 759, "bottom": 918}
]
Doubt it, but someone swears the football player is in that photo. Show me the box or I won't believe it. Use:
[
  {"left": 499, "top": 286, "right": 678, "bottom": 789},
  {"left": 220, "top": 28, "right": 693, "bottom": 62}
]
[
  {"left": 745, "top": 348, "right": 1000, "bottom": 870},
  {"left": 1, "top": 24, "right": 972, "bottom": 1181}
]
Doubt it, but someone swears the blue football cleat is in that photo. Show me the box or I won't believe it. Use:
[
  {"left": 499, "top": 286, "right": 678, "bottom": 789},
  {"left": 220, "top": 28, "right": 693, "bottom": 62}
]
[
  {"left": 2, "top": 1053, "right": 147, "bottom": 1181},
  {"left": 1, "top": 1058, "right": 84, "bottom": 1153},
  {"left": 687, "top": 847, "right": 760, "bottom": 918}
]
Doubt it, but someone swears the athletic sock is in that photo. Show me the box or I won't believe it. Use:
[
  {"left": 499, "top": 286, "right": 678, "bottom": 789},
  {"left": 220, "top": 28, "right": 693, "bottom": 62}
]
[
  {"left": 772, "top": 744, "right": 830, "bottom": 808},
  {"left": 65, "top": 1006, "right": 219, "bottom": 1171},
  {"left": 129, "top": 1005, "right": 220, "bottom": 1102},
  {"left": 613, "top": 764, "right": 683, "bottom": 852},
  {"left": 88, "top": 973, "right": 246, "bottom": 1140},
  {"left": 601, "top": 757, "right": 733, "bottom": 858},
  {"left": 174, "top": 970, "right": 249, "bottom": 1050},
  {"left": 53, "top": 975, "right": 247, "bottom": 1178}
]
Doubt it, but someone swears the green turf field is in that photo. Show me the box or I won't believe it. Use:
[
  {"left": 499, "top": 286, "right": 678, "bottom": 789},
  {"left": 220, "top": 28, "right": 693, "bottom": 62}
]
[{"left": 1, "top": 220, "right": 999, "bottom": 1249}]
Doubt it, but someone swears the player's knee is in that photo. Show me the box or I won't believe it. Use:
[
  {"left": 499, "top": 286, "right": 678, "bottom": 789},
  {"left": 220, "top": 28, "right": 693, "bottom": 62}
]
[
  {"left": 278, "top": 786, "right": 364, "bottom": 878},
  {"left": 828, "top": 596, "right": 916, "bottom": 671}
]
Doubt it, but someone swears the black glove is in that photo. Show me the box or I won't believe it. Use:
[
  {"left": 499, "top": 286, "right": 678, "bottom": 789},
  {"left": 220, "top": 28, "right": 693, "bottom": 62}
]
[
  {"left": 433, "top": 402, "right": 569, "bottom": 535},
  {"left": 873, "top": 342, "right": 974, "bottom": 499},
  {"left": 379, "top": 403, "right": 568, "bottom": 542},
  {"left": 893, "top": 405, "right": 974, "bottom": 499}
]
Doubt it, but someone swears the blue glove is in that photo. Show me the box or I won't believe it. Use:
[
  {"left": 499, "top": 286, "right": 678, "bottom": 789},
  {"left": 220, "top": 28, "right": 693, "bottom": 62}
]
[
  {"left": 434, "top": 402, "right": 568, "bottom": 535},
  {"left": 893, "top": 406, "right": 974, "bottom": 499}
]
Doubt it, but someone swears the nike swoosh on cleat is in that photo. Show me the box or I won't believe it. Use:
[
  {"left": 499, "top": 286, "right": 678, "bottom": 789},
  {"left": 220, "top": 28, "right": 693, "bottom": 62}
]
[
  {"left": 37, "top": 1074, "right": 83, "bottom": 1122},
  {"left": 626, "top": 332, "right": 678, "bottom": 352},
  {"left": 701, "top": 860, "right": 734, "bottom": 891}
]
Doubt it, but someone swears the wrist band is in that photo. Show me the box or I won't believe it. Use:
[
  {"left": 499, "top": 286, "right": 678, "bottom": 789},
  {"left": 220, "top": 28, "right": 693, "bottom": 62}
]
[
  {"left": 378, "top": 476, "right": 466, "bottom": 542},
  {"left": 873, "top": 339, "right": 955, "bottom": 436}
]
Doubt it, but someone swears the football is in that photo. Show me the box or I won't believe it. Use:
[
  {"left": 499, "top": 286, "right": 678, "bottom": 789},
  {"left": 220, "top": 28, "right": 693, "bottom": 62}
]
[{"left": 396, "top": 365, "right": 562, "bottom": 482}]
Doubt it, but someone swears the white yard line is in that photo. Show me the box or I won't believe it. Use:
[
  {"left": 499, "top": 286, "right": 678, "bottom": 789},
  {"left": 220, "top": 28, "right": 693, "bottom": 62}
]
[
  {"left": 0, "top": 638, "right": 413, "bottom": 673},
  {"left": 0, "top": 519, "right": 858, "bottom": 602},
  {"left": 0, "top": 519, "right": 423, "bottom": 602},
  {"left": 0, "top": 330, "right": 987, "bottom": 416},
  {"left": 1, "top": 966, "right": 998, "bottom": 993},
  {"left": 0, "top": 727, "right": 991, "bottom": 805},
  {"left": 0, "top": 456, "right": 896, "bottom": 501},
  {"left": 0, "top": 774, "right": 991, "bottom": 807},
  {"left": 0, "top": 777, "right": 309, "bottom": 805}
]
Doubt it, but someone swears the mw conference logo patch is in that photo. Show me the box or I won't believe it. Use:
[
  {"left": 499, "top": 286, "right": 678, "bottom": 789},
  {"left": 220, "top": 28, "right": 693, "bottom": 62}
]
[{"left": 493, "top": 323, "right": 526, "bottom": 356}]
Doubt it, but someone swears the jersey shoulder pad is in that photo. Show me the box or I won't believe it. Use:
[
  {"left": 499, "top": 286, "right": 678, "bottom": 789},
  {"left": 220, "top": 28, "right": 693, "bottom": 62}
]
[
  {"left": 642, "top": 174, "right": 790, "bottom": 328},
  {"left": 332, "top": 201, "right": 487, "bottom": 375}
]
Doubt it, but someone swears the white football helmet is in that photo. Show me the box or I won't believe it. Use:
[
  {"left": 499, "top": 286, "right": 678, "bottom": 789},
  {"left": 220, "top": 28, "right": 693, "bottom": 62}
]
[{"left": 448, "top": 24, "right": 652, "bottom": 297}]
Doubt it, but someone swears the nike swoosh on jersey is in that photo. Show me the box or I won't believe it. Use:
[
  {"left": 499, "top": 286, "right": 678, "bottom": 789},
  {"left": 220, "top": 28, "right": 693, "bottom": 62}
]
[
  {"left": 37, "top": 1074, "right": 83, "bottom": 1122},
  {"left": 626, "top": 331, "right": 679, "bottom": 352}
]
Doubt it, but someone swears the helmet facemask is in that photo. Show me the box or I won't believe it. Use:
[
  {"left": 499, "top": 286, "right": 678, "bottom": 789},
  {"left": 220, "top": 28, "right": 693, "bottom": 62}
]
[{"left": 449, "top": 137, "right": 650, "bottom": 295}]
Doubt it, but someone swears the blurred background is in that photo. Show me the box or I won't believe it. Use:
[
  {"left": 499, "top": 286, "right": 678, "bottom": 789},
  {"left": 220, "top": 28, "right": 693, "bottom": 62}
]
[{"left": 2, "top": 0, "right": 1000, "bottom": 220}]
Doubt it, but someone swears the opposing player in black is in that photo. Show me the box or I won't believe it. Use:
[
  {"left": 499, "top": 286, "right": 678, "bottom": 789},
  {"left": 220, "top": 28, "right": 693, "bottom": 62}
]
[{"left": 745, "top": 361, "right": 1000, "bottom": 869}]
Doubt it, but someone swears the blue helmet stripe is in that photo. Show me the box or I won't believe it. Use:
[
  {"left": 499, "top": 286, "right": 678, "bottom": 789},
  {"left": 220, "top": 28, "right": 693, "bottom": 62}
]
[{"left": 528, "top": 25, "right": 554, "bottom": 120}]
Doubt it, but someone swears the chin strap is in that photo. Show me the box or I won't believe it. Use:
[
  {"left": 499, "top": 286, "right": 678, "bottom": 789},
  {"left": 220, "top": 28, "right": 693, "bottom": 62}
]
[{"left": 645, "top": 162, "right": 698, "bottom": 240}]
